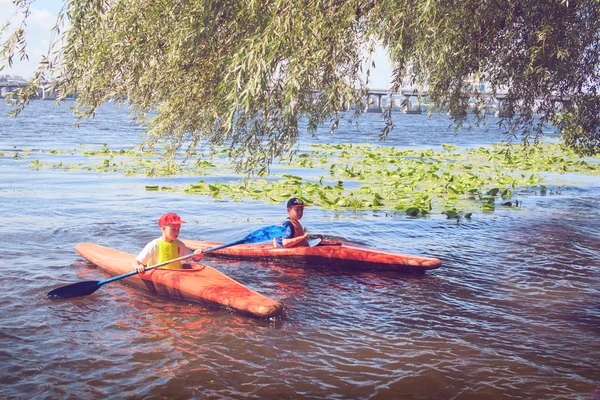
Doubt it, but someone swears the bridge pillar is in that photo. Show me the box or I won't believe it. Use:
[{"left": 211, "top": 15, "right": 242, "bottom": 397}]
[
  {"left": 388, "top": 94, "right": 401, "bottom": 111},
  {"left": 365, "top": 94, "right": 383, "bottom": 113},
  {"left": 495, "top": 98, "right": 515, "bottom": 118},
  {"left": 446, "top": 98, "right": 469, "bottom": 117},
  {"left": 402, "top": 95, "right": 422, "bottom": 114},
  {"left": 0, "top": 85, "right": 18, "bottom": 98}
]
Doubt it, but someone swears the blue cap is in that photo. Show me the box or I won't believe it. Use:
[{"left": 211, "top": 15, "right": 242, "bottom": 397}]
[{"left": 287, "top": 197, "right": 305, "bottom": 208}]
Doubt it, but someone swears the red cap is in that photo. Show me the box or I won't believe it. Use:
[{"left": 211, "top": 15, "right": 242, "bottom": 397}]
[{"left": 158, "top": 213, "right": 186, "bottom": 227}]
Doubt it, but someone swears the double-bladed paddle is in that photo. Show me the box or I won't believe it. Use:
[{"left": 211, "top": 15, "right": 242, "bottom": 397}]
[{"left": 47, "top": 224, "right": 286, "bottom": 299}]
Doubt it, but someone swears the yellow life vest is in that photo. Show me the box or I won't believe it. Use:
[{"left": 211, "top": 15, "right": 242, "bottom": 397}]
[{"left": 156, "top": 239, "right": 182, "bottom": 269}]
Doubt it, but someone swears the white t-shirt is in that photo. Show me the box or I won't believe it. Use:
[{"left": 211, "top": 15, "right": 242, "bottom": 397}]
[{"left": 135, "top": 238, "right": 193, "bottom": 266}]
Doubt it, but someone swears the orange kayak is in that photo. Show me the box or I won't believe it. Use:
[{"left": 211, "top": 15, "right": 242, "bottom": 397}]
[
  {"left": 181, "top": 239, "right": 441, "bottom": 272},
  {"left": 75, "top": 243, "right": 283, "bottom": 318}
]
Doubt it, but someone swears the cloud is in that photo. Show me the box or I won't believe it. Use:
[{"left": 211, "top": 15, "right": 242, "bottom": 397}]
[
  {"left": 0, "top": 0, "right": 19, "bottom": 29},
  {"left": 0, "top": 0, "right": 17, "bottom": 19},
  {"left": 1, "top": 0, "right": 61, "bottom": 79},
  {"left": 30, "top": 9, "right": 56, "bottom": 30}
]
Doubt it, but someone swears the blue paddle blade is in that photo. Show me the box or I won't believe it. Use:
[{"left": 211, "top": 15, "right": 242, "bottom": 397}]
[
  {"left": 202, "top": 225, "right": 287, "bottom": 253},
  {"left": 242, "top": 225, "right": 287, "bottom": 243},
  {"left": 47, "top": 280, "right": 102, "bottom": 299}
]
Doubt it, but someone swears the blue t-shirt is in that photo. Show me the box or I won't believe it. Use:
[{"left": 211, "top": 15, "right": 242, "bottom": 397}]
[{"left": 275, "top": 220, "right": 294, "bottom": 247}]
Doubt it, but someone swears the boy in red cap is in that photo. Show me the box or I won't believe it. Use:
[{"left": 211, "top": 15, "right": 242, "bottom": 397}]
[
  {"left": 273, "top": 197, "right": 310, "bottom": 248},
  {"left": 134, "top": 212, "right": 203, "bottom": 273}
]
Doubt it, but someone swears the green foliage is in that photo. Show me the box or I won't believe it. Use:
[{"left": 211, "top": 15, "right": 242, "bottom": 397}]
[
  {"left": 11, "top": 140, "right": 600, "bottom": 218},
  {"left": 2, "top": 0, "right": 600, "bottom": 170},
  {"left": 376, "top": 1, "right": 600, "bottom": 147}
]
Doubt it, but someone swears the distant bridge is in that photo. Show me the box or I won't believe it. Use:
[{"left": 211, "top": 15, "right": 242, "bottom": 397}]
[
  {"left": 363, "top": 88, "right": 516, "bottom": 117},
  {"left": 0, "top": 82, "right": 75, "bottom": 100},
  {"left": 1, "top": 82, "right": 517, "bottom": 117}
]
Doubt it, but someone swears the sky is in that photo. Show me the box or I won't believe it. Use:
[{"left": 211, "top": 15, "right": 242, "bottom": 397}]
[
  {"left": 1, "top": 0, "right": 64, "bottom": 78},
  {"left": 1, "top": 0, "right": 395, "bottom": 89}
]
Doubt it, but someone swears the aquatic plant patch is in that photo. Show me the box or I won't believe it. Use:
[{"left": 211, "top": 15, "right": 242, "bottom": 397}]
[{"left": 11, "top": 141, "right": 600, "bottom": 217}]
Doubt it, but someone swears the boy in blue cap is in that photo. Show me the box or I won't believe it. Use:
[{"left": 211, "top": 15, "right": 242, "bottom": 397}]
[
  {"left": 134, "top": 212, "right": 203, "bottom": 273},
  {"left": 274, "top": 197, "right": 310, "bottom": 248}
]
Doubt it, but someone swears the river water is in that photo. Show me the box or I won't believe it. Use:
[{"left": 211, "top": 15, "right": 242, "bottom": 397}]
[{"left": 1, "top": 101, "right": 598, "bottom": 399}]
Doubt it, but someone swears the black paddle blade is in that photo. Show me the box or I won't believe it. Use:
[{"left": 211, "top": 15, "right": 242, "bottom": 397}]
[{"left": 47, "top": 280, "right": 102, "bottom": 299}]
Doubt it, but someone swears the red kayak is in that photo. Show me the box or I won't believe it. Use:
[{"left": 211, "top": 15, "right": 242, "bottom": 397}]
[
  {"left": 75, "top": 243, "right": 284, "bottom": 318},
  {"left": 181, "top": 239, "right": 441, "bottom": 272}
]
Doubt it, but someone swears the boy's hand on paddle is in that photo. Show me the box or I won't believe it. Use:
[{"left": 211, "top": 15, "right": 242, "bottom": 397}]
[
  {"left": 192, "top": 249, "right": 204, "bottom": 262},
  {"left": 135, "top": 263, "right": 146, "bottom": 274}
]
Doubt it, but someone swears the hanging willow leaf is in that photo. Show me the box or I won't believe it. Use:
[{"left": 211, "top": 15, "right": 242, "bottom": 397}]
[{"left": 2, "top": 0, "right": 600, "bottom": 172}]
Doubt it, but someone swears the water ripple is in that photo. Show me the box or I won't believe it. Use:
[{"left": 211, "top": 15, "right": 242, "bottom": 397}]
[{"left": 1, "top": 102, "right": 599, "bottom": 399}]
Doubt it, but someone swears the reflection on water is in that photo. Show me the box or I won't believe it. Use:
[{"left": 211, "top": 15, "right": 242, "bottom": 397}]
[{"left": 0, "top": 101, "right": 598, "bottom": 399}]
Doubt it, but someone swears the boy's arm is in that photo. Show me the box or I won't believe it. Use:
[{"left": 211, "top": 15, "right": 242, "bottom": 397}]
[
  {"left": 280, "top": 221, "right": 309, "bottom": 248},
  {"left": 134, "top": 240, "right": 156, "bottom": 273},
  {"left": 281, "top": 231, "right": 310, "bottom": 248},
  {"left": 275, "top": 221, "right": 293, "bottom": 248},
  {"left": 191, "top": 249, "right": 203, "bottom": 262},
  {"left": 133, "top": 259, "right": 146, "bottom": 273},
  {"left": 178, "top": 240, "right": 203, "bottom": 262}
]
